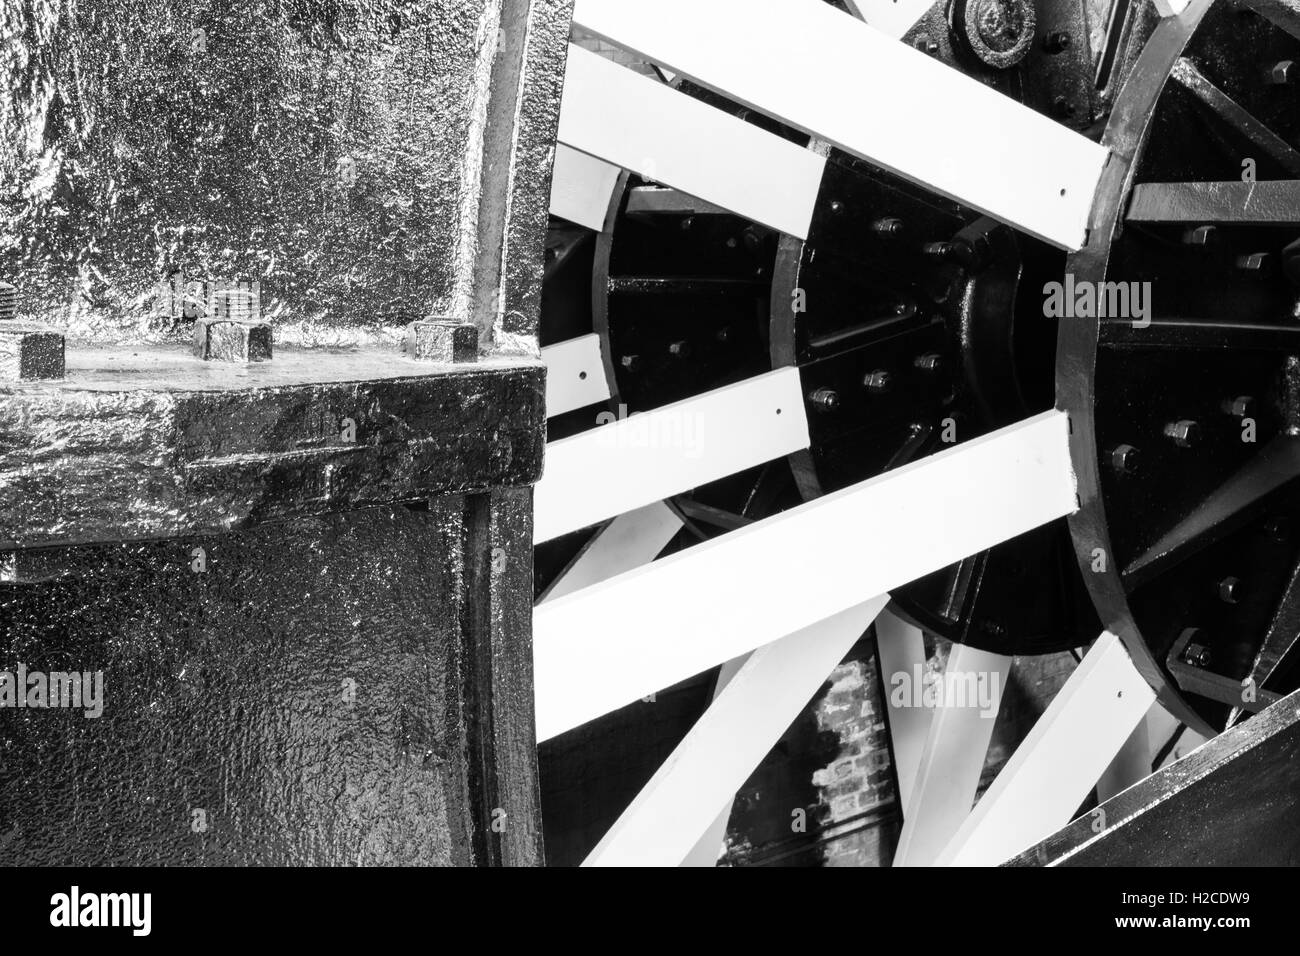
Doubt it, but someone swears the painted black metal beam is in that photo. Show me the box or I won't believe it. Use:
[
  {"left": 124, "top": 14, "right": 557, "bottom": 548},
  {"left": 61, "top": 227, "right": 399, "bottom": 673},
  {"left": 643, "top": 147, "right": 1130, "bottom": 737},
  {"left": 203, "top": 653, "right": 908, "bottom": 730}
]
[{"left": 1127, "top": 179, "right": 1300, "bottom": 225}]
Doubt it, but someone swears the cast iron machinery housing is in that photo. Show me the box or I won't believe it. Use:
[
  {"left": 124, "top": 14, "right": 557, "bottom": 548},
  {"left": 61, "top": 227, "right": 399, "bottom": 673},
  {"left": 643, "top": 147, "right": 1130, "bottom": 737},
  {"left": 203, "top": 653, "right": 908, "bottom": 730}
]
[{"left": 1059, "top": 0, "right": 1300, "bottom": 737}]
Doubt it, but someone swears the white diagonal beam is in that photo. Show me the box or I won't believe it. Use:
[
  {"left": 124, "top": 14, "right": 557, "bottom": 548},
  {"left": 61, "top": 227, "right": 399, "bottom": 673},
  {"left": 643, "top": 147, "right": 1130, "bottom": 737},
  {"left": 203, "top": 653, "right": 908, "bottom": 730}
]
[
  {"left": 550, "top": 144, "right": 621, "bottom": 231},
  {"left": 534, "top": 410, "right": 1076, "bottom": 741},
  {"left": 680, "top": 652, "right": 752, "bottom": 867},
  {"left": 534, "top": 368, "right": 809, "bottom": 544},
  {"left": 892, "top": 644, "right": 1011, "bottom": 867},
  {"left": 585, "top": 596, "right": 889, "bottom": 866},
  {"left": 936, "top": 632, "right": 1155, "bottom": 866},
  {"left": 875, "top": 608, "right": 930, "bottom": 811},
  {"left": 844, "top": 0, "right": 935, "bottom": 35},
  {"left": 541, "top": 334, "right": 612, "bottom": 418},
  {"left": 538, "top": 501, "right": 683, "bottom": 603},
  {"left": 1095, "top": 709, "right": 1154, "bottom": 803},
  {"left": 572, "top": 0, "right": 1109, "bottom": 249},
  {"left": 549, "top": 0, "right": 929, "bottom": 232},
  {"left": 558, "top": 44, "right": 825, "bottom": 238}
]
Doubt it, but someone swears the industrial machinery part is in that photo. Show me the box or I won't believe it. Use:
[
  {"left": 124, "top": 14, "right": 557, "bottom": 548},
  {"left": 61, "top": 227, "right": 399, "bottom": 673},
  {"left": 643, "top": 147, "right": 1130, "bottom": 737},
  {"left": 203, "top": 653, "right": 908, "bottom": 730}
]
[
  {"left": 537, "top": 0, "right": 1300, "bottom": 867},
  {"left": 1015, "top": 686, "right": 1300, "bottom": 865},
  {"left": 540, "top": 0, "right": 1111, "bottom": 656},
  {"left": 0, "top": 0, "right": 565, "bottom": 866},
  {"left": 1059, "top": 0, "right": 1300, "bottom": 736}
]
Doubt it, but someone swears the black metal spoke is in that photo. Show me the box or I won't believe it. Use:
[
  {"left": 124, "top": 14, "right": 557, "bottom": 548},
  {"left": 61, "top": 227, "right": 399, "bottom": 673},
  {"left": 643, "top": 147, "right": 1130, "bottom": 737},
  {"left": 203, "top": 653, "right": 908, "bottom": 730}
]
[
  {"left": 1241, "top": 554, "right": 1300, "bottom": 695},
  {"left": 1243, "top": 0, "right": 1300, "bottom": 43},
  {"left": 1124, "top": 434, "right": 1300, "bottom": 588},
  {"left": 1126, "top": 180, "right": 1300, "bottom": 226},
  {"left": 624, "top": 187, "right": 729, "bottom": 217},
  {"left": 1100, "top": 317, "right": 1300, "bottom": 351},
  {"left": 1171, "top": 58, "right": 1300, "bottom": 176},
  {"left": 672, "top": 497, "right": 754, "bottom": 531},
  {"left": 606, "top": 276, "right": 766, "bottom": 295}
]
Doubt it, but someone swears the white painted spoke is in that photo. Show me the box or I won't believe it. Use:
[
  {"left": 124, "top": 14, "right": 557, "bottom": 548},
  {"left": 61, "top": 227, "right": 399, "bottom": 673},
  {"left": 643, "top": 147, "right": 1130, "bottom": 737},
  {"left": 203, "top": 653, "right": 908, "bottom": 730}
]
[
  {"left": 534, "top": 410, "right": 1076, "bottom": 740},
  {"left": 533, "top": 368, "right": 809, "bottom": 544},
  {"left": 550, "top": 144, "right": 621, "bottom": 231},
  {"left": 679, "top": 653, "right": 752, "bottom": 867},
  {"left": 541, "top": 334, "right": 611, "bottom": 418},
  {"left": 875, "top": 608, "right": 931, "bottom": 812},
  {"left": 571, "top": 0, "right": 1109, "bottom": 249},
  {"left": 892, "top": 644, "right": 1011, "bottom": 867},
  {"left": 558, "top": 44, "right": 825, "bottom": 238},
  {"left": 844, "top": 0, "right": 936, "bottom": 36},
  {"left": 538, "top": 501, "right": 683, "bottom": 603},
  {"left": 936, "top": 632, "right": 1156, "bottom": 866},
  {"left": 585, "top": 597, "right": 889, "bottom": 866}
]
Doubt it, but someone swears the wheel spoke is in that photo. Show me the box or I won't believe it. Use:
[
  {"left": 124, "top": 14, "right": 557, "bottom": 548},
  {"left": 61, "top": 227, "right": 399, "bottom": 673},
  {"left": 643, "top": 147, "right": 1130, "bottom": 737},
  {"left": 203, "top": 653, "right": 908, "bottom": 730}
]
[
  {"left": 1242, "top": 0, "right": 1300, "bottom": 43},
  {"left": 572, "top": 0, "right": 1109, "bottom": 250},
  {"left": 607, "top": 276, "right": 767, "bottom": 296},
  {"left": 1171, "top": 58, "right": 1300, "bottom": 177},
  {"left": 624, "top": 187, "right": 730, "bottom": 217},
  {"left": 1123, "top": 434, "right": 1300, "bottom": 587},
  {"left": 1100, "top": 317, "right": 1300, "bottom": 351},
  {"left": 1126, "top": 180, "right": 1300, "bottom": 226},
  {"left": 1241, "top": 553, "right": 1300, "bottom": 693}
]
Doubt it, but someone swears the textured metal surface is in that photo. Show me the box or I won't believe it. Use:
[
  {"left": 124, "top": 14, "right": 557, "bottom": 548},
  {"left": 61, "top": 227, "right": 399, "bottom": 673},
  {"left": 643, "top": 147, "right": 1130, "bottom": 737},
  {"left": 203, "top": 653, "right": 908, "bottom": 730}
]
[
  {"left": 1011, "top": 688, "right": 1300, "bottom": 866},
  {"left": 492, "top": 0, "right": 575, "bottom": 352},
  {"left": 191, "top": 318, "right": 273, "bottom": 362},
  {"left": 0, "top": 0, "right": 559, "bottom": 869},
  {"left": 0, "top": 349, "right": 544, "bottom": 548},
  {"left": 1127, "top": 179, "right": 1300, "bottom": 224},
  {"left": 1056, "top": 0, "right": 1300, "bottom": 735},
  {"left": 0, "top": 324, "right": 64, "bottom": 380},
  {"left": 0, "top": 0, "right": 564, "bottom": 352},
  {"left": 0, "top": 506, "right": 476, "bottom": 865}
]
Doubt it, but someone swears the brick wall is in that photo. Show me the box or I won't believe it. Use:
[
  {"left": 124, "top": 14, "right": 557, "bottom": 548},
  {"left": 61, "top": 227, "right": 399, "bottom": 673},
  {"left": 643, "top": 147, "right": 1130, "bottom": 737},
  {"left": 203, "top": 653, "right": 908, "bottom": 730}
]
[{"left": 721, "top": 632, "right": 1079, "bottom": 866}]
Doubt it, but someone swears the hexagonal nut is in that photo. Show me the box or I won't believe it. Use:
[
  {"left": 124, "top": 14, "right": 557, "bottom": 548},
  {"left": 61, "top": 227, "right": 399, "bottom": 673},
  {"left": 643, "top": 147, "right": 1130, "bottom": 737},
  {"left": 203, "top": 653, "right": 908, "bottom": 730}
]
[
  {"left": 403, "top": 320, "right": 478, "bottom": 363},
  {"left": 192, "top": 318, "right": 273, "bottom": 363},
  {"left": 1164, "top": 419, "right": 1200, "bottom": 448},
  {"left": 0, "top": 325, "right": 65, "bottom": 381}
]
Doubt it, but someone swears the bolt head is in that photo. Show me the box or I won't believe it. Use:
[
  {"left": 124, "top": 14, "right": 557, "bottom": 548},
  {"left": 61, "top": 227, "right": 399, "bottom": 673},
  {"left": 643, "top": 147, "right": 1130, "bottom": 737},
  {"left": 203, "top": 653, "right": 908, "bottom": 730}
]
[
  {"left": 1109, "top": 443, "right": 1140, "bottom": 475},
  {"left": 402, "top": 320, "right": 475, "bottom": 363},
  {"left": 872, "top": 217, "right": 904, "bottom": 237},
  {"left": 194, "top": 318, "right": 274, "bottom": 363},
  {"left": 1164, "top": 420, "right": 1200, "bottom": 448},
  {"left": 0, "top": 325, "right": 64, "bottom": 381},
  {"left": 1182, "top": 225, "right": 1217, "bottom": 246},
  {"left": 1042, "top": 31, "right": 1071, "bottom": 54},
  {"left": 1223, "top": 395, "right": 1256, "bottom": 418},
  {"left": 913, "top": 33, "right": 940, "bottom": 55},
  {"left": 620, "top": 354, "right": 641, "bottom": 372},
  {"left": 1218, "top": 576, "right": 1241, "bottom": 604},
  {"left": 1237, "top": 252, "right": 1274, "bottom": 274},
  {"left": 809, "top": 387, "right": 840, "bottom": 412},
  {"left": 914, "top": 353, "right": 942, "bottom": 373},
  {"left": 863, "top": 370, "right": 891, "bottom": 392},
  {"left": 1051, "top": 95, "right": 1077, "bottom": 119},
  {"left": 1269, "top": 59, "right": 1296, "bottom": 84},
  {"left": 668, "top": 340, "right": 691, "bottom": 358}
]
